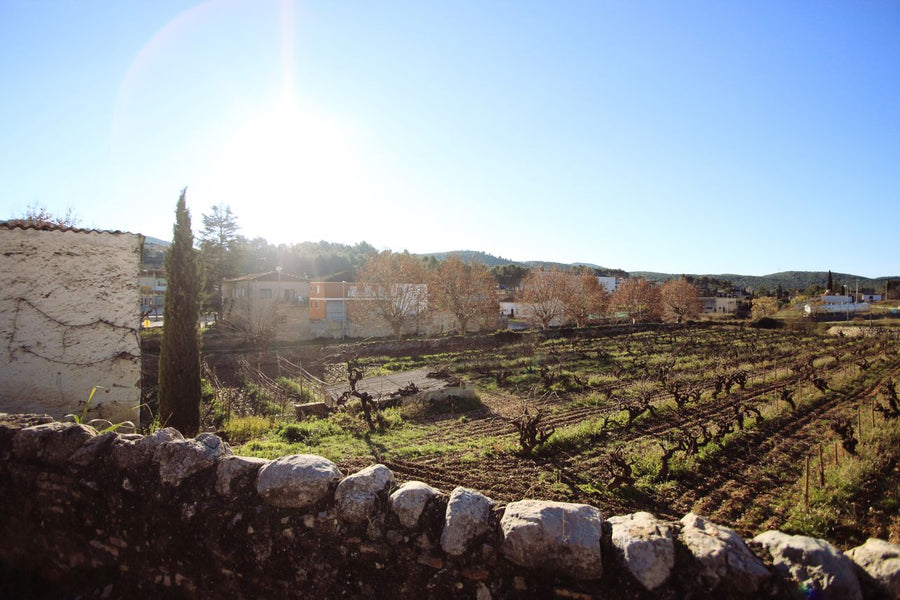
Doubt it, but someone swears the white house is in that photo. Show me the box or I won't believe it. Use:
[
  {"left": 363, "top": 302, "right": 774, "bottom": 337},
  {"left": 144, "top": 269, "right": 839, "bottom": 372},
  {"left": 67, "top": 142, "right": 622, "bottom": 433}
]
[
  {"left": 805, "top": 294, "right": 870, "bottom": 315},
  {"left": 700, "top": 296, "right": 738, "bottom": 314},
  {"left": 597, "top": 276, "right": 619, "bottom": 293}
]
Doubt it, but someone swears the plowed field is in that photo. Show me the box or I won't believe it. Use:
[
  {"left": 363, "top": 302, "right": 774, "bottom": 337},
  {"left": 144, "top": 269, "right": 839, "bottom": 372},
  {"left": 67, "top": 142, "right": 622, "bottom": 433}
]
[{"left": 232, "top": 322, "right": 900, "bottom": 548}]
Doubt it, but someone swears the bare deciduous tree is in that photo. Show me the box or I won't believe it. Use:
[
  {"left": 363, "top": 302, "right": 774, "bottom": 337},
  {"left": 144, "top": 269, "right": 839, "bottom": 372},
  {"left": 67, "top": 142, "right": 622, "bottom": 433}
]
[
  {"left": 353, "top": 251, "right": 428, "bottom": 340},
  {"left": 610, "top": 277, "right": 661, "bottom": 323},
  {"left": 429, "top": 255, "right": 497, "bottom": 335},
  {"left": 561, "top": 269, "right": 608, "bottom": 327},
  {"left": 660, "top": 277, "right": 702, "bottom": 323},
  {"left": 522, "top": 267, "right": 568, "bottom": 329}
]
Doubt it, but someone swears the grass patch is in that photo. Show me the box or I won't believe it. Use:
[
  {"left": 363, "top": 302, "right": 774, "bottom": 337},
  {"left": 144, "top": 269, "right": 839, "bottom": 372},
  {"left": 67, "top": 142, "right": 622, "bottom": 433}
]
[
  {"left": 535, "top": 415, "right": 621, "bottom": 456},
  {"left": 224, "top": 416, "right": 276, "bottom": 444},
  {"left": 780, "top": 417, "right": 900, "bottom": 543}
]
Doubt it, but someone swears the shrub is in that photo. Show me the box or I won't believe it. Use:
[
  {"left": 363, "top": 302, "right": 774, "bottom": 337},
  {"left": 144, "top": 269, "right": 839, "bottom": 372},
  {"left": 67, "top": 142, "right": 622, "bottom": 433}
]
[
  {"left": 330, "top": 411, "right": 369, "bottom": 437},
  {"left": 279, "top": 423, "right": 311, "bottom": 443},
  {"left": 423, "top": 394, "right": 484, "bottom": 416},
  {"left": 200, "top": 378, "right": 216, "bottom": 402}
]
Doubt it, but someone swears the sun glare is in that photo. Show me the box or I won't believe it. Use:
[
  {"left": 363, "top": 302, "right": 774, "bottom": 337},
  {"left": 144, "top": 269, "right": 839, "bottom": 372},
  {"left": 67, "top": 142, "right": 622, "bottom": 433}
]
[{"left": 197, "top": 100, "right": 366, "bottom": 240}]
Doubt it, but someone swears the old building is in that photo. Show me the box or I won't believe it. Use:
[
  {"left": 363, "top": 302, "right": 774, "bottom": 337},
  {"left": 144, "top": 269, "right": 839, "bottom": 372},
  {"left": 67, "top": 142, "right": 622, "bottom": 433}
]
[
  {"left": 700, "top": 296, "right": 738, "bottom": 314},
  {"left": 0, "top": 223, "right": 143, "bottom": 424},
  {"left": 221, "top": 270, "right": 310, "bottom": 342}
]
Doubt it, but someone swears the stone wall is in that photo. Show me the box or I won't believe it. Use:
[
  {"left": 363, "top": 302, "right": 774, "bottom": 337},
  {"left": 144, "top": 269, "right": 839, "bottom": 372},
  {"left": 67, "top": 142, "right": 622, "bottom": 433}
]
[
  {"left": 1, "top": 414, "right": 897, "bottom": 600},
  {"left": 0, "top": 226, "right": 143, "bottom": 424}
]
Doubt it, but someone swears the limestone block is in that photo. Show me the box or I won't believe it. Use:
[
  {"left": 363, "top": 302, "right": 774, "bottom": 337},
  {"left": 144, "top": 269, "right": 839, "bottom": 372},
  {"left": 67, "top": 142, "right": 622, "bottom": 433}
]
[
  {"left": 500, "top": 499, "right": 603, "bottom": 580},
  {"left": 753, "top": 530, "right": 862, "bottom": 600},
  {"left": 390, "top": 481, "right": 441, "bottom": 529},
  {"left": 847, "top": 538, "right": 900, "bottom": 600},
  {"left": 294, "top": 402, "right": 329, "bottom": 420},
  {"left": 335, "top": 464, "right": 395, "bottom": 524},
  {"left": 68, "top": 431, "right": 119, "bottom": 467},
  {"left": 13, "top": 422, "right": 96, "bottom": 466},
  {"left": 154, "top": 433, "right": 232, "bottom": 487},
  {"left": 216, "top": 455, "right": 270, "bottom": 497},
  {"left": 680, "top": 513, "right": 770, "bottom": 592},
  {"left": 112, "top": 427, "right": 183, "bottom": 471},
  {"left": 607, "top": 511, "right": 674, "bottom": 590},
  {"left": 440, "top": 487, "right": 494, "bottom": 556},
  {"left": 256, "top": 454, "right": 342, "bottom": 509}
]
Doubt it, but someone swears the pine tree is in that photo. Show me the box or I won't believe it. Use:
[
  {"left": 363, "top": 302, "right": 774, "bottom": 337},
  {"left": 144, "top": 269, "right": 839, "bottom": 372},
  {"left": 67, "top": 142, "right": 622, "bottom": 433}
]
[
  {"left": 158, "top": 189, "right": 202, "bottom": 436},
  {"left": 199, "top": 204, "right": 242, "bottom": 315}
]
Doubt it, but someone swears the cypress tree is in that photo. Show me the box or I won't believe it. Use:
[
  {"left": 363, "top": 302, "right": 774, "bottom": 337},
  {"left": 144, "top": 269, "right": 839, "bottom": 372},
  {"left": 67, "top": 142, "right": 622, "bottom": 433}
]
[
  {"left": 826, "top": 270, "right": 834, "bottom": 293},
  {"left": 158, "top": 189, "right": 201, "bottom": 436}
]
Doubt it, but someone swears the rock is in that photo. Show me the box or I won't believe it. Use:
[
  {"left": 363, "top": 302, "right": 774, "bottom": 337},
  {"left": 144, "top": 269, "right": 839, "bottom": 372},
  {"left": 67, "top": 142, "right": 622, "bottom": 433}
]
[
  {"left": 142, "top": 427, "right": 184, "bottom": 445},
  {"left": 475, "top": 582, "right": 491, "bottom": 600},
  {"left": 500, "top": 499, "right": 603, "bottom": 580},
  {"left": 440, "top": 487, "right": 494, "bottom": 556},
  {"left": 334, "top": 464, "right": 395, "bottom": 524},
  {"left": 294, "top": 402, "right": 329, "bottom": 420},
  {"left": 68, "top": 431, "right": 119, "bottom": 467},
  {"left": 680, "top": 513, "right": 770, "bottom": 592},
  {"left": 216, "top": 455, "right": 270, "bottom": 497},
  {"left": 847, "top": 538, "right": 900, "bottom": 600},
  {"left": 13, "top": 422, "right": 97, "bottom": 466},
  {"left": 753, "top": 531, "right": 862, "bottom": 600},
  {"left": 154, "top": 433, "right": 232, "bottom": 487},
  {"left": 607, "top": 512, "right": 675, "bottom": 590},
  {"left": 112, "top": 427, "right": 183, "bottom": 471},
  {"left": 256, "top": 454, "right": 342, "bottom": 509},
  {"left": 390, "top": 481, "right": 441, "bottom": 529}
]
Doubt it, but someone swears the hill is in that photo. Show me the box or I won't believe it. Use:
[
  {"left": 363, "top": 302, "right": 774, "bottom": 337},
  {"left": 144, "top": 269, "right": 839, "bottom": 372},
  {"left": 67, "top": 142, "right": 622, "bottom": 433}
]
[
  {"left": 418, "top": 251, "right": 627, "bottom": 277},
  {"left": 421, "top": 250, "right": 896, "bottom": 294},
  {"left": 632, "top": 270, "right": 894, "bottom": 293},
  {"left": 420, "top": 250, "right": 519, "bottom": 268},
  {"left": 143, "top": 236, "right": 169, "bottom": 247}
]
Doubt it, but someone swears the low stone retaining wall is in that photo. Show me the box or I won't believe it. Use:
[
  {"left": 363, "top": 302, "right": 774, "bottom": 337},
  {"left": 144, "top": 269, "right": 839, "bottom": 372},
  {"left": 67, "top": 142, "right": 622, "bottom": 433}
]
[{"left": 1, "top": 414, "right": 897, "bottom": 599}]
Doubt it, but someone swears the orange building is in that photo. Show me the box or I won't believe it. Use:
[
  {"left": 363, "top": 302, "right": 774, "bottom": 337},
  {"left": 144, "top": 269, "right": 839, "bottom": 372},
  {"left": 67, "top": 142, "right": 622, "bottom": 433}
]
[{"left": 309, "top": 281, "right": 351, "bottom": 322}]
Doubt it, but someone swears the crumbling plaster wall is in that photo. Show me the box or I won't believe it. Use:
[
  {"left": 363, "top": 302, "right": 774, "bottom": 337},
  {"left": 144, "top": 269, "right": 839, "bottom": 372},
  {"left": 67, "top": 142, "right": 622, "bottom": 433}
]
[{"left": 0, "top": 227, "right": 143, "bottom": 424}]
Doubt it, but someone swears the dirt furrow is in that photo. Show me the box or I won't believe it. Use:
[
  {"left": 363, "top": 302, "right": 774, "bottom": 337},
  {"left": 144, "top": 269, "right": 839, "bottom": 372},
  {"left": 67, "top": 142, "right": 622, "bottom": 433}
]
[{"left": 672, "top": 363, "right": 899, "bottom": 536}]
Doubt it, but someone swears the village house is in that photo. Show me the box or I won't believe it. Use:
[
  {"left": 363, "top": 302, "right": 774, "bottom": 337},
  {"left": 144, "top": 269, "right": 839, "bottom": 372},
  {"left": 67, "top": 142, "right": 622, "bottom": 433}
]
[
  {"left": 804, "top": 294, "right": 870, "bottom": 316},
  {"left": 699, "top": 296, "right": 738, "bottom": 314},
  {"left": 139, "top": 268, "right": 166, "bottom": 317},
  {"left": 221, "top": 270, "right": 310, "bottom": 342},
  {"left": 596, "top": 276, "right": 619, "bottom": 293}
]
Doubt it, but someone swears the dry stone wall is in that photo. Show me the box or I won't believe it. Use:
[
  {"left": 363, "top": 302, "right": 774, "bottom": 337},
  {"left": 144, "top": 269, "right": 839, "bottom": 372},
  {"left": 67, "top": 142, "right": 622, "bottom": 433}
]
[{"left": 1, "top": 413, "right": 897, "bottom": 600}]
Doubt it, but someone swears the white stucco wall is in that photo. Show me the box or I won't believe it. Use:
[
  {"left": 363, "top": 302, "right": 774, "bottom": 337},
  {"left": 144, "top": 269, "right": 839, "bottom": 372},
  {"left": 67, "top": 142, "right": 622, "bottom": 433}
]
[{"left": 0, "top": 226, "right": 143, "bottom": 424}]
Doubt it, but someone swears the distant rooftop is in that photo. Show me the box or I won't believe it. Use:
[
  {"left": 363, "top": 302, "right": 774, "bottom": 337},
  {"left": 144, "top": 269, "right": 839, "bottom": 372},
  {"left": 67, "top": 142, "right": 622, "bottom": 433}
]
[{"left": 224, "top": 270, "right": 307, "bottom": 283}]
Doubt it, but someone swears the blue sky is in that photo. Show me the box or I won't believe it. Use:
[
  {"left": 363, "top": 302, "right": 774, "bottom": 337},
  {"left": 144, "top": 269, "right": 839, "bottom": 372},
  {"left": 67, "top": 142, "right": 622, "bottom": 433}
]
[{"left": 1, "top": 1, "right": 898, "bottom": 277}]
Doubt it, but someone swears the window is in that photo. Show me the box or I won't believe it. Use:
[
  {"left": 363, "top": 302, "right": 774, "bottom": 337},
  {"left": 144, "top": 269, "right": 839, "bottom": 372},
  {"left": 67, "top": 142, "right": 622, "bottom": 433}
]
[
  {"left": 284, "top": 289, "right": 294, "bottom": 301},
  {"left": 260, "top": 289, "right": 273, "bottom": 299}
]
